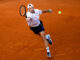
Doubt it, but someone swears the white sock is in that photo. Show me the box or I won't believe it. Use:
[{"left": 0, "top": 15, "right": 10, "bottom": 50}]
[
  {"left": 45, "top": 34, "right": 50, "bottom": 39},
  {"left": 46, "top": 47, "right": 50, "bottom": 52}
]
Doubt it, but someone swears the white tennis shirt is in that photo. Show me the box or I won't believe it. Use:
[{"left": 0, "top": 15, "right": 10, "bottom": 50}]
[{"left": 26, "top": 9, "right": 42, "bottom": 27}]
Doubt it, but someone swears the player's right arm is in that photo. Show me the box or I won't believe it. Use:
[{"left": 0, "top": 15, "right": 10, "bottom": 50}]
[
  {"left": 26, "top": 12, "right": 32, "bottom": 22},
  {"left": 26, "top": 17, "right": 32, "bottom": 22}
]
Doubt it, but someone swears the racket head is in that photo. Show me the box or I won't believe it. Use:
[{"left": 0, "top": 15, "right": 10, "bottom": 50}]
[{"left": 19, "top": 5, "right": 26, "bottom": 16}]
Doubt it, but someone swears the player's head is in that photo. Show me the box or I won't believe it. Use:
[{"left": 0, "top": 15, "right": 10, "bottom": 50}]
[{"left": 27, "top": 4, "right": 34, "bottom": 13}]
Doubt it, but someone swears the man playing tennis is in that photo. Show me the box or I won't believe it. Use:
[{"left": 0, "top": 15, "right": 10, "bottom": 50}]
[{"left": 26, "top": 4, "right": 52, "bottom": 57}]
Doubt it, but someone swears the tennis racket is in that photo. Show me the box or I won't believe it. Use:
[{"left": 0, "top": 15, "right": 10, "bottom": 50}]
[
  {"left": 19, "top": 5, "right": 26, "bottom": 16},
  {"left": 19, "top": 0, "right": 32, "bottom": 17}
]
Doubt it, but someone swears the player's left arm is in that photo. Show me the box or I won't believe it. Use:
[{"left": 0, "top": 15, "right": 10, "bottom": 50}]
[
  {"left": 38, "top": 9, "right": 52, "bottom": 15},
  {"left": 42, "top": 9, "right": 52, "bottom": 13}
]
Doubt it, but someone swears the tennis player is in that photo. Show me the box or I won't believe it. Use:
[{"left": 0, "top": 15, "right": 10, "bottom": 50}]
[{"left": 26, "top": 4, "right": 52, "bottom": 57}]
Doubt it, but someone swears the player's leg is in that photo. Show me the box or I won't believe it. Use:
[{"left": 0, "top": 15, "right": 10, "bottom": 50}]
[
  {"left": 39, "top": 31, "right": 51, "bottom": 57},
  {"left": 39, "top": 31, "right": 48, "bottom": 48},
  {"left": 39, "top": 20, "right": 52, "bottom": 45}
]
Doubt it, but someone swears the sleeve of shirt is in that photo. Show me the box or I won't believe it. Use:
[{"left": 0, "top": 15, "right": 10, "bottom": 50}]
[
  {"left": 26, "top": 12, "right": 32, "bottom": 18},
  {"left": 26, "top": 12, "right": 32, "bottom": 21},
  {"left": 36, "top": 9, "right": 42, "bottom": 15}
]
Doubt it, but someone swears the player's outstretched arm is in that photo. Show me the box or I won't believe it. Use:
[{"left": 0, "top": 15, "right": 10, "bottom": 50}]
[{"left": 42, "top": 9, "right": 52, "bottom": 13}]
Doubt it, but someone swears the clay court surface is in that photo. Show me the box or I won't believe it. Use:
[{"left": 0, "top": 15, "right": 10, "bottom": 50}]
[{"left": 0, "top": 0, "right": 80, "bottom": 60}]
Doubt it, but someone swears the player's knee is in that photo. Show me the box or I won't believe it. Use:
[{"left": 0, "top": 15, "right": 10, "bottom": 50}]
[{"left": 39, "top": 31, "right": 45, "bottom": 36}]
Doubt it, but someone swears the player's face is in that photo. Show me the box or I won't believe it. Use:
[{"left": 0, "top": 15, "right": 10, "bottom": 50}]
[{"left": 28, "top": 7, "right": 34, "bottom": 13}]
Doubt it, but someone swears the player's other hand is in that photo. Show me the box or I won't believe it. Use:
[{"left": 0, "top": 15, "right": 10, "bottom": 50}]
[{"left": 48, "top": 9, "right": 52, "bottom": 13}]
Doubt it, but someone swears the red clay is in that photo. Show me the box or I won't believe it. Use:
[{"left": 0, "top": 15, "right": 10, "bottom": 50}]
[{"left": 0, "top": 0, "right": 80, "bottom": 60}]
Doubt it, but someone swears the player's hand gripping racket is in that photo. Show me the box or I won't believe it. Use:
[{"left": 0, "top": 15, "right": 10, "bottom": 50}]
[{"left": 19, "top": 5, "right": 26, "bottom": 17}]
